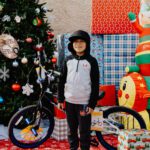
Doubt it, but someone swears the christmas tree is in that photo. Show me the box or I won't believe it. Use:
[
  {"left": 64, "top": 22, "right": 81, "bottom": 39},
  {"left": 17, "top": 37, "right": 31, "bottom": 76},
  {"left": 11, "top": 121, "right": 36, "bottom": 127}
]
[{"left": 0, "top": 0, "right": 57, "bottom": 125}]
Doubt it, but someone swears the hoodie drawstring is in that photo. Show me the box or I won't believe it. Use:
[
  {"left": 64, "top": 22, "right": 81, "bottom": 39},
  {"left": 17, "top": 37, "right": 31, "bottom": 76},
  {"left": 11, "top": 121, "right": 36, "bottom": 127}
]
[
  {"left": 76, "top": 60, "right": 80, "bottom": 72},
  {"left": 76, "top": 57, "right": 80, "bottom": 72}
]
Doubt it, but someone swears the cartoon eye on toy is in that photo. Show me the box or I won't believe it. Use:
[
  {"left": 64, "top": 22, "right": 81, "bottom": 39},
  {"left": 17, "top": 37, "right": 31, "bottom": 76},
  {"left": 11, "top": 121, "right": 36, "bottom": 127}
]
[{"left": 122, "top": 81, "right": 127, "bottom": 91}]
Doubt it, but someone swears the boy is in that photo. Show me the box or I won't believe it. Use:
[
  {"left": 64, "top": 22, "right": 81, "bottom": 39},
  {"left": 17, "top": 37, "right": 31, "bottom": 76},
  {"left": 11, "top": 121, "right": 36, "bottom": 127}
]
[{"left": 58, "top": 30, "right": 99, "bottom": 150}]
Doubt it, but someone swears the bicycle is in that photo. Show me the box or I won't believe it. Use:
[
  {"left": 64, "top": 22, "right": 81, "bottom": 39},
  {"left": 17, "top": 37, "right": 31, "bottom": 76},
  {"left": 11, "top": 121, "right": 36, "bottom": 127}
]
[{"left": 8, "top": 66, "right": 146, "bottom": 150}]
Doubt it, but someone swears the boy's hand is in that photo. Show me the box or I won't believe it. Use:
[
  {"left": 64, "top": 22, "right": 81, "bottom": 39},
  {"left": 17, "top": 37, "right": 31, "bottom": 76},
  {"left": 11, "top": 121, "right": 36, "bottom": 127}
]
[
  {"left": 86, "top": 107, "right": 94, "bottom": 115},
  {"left": 80, "top": 106, "right": 93, "bottom": 116},
  {"left": 57, "top": 102, "right": 64, "bottom": 110},
  {"left": 128, "top": 12, "right": 136, "bottom": 21}
]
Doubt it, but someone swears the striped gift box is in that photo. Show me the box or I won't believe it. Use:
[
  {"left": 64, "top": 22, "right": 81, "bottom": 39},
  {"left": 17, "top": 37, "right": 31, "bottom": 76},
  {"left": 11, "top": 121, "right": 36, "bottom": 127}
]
[
  {"left": 62, "top": 34, "right": 104, "bottom": 84},
  {"left": 103, "top": 34, "right": 139, "bottom": 90},
  {"left": 51, "top": 117, "right": 68, "bottom": 141}
]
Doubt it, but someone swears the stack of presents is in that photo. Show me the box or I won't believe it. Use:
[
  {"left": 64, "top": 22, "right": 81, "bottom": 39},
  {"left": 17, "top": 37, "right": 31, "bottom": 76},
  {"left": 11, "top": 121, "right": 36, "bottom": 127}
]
[
  {"left": 52, "top": 0, "right": 150, "bottom": 149},
  {"left": 118, "top": 129, "right": 150, "bottom": 150}
]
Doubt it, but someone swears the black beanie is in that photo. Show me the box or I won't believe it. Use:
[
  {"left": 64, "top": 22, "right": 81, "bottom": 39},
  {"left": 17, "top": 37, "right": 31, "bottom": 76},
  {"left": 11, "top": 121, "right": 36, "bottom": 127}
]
[{"left": 68, "top": 30, "right": 90, "bottom": 55}]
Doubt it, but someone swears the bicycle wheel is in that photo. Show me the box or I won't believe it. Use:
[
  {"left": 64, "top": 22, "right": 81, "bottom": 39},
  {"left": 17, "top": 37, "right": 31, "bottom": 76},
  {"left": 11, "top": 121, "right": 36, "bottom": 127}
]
[
  {"left": 96, "top": 106, "right": 146, "bottom": 150},
  {"left": 8, "top": 105, "right": 54, "bottom": 148}
]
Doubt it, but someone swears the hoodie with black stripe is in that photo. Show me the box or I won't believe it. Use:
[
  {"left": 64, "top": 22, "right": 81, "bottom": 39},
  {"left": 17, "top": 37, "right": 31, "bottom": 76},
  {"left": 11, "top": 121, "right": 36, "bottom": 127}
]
[{"left": 58, "top": 30, "right": 99, "bottom": 109}]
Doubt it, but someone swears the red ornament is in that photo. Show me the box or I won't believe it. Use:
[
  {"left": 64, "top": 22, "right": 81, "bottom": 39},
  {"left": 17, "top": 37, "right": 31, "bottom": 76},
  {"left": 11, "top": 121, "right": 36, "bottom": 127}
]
[
  {"left": 36, "top": 17, "right": 42, "bottom": 26},
  {"left": 11, "top": 83, "right": 21, "bottom": 91},
  {"left": 33, "top": 43, "right": 44, "bottom": 51},
  {"left": 51, "top": 57, "right": 57, "bottom": 63},
  {"left": 47, "top": 31, "right": 54, "bottom": 38},
  {"left": 32, "top": 17, "right": 42, "bottom": 27},
  {"left": 47, "top": 36, "right": 51, "bottom": 40},
  {"left": 25, "top": 37, "right": 33, "bottom": 43}
]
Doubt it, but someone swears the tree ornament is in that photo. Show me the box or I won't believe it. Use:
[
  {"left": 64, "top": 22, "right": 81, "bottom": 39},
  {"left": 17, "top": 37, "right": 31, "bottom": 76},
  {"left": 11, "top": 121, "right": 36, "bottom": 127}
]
[
  {"left": 14, "top": 16, "right": 21, "bottom": 23},
  {"left": 0, "top": 96, "right": 4, "bottom": 103},
  {"left": 0, "top": 34, "right": 19, "bottom": 59},
  {"left": 42, "top": 6, "right": 48, "bottom": 12},
  {"left": 34, "top": 58, "right": 40, "bottom": 65},
  {"left": 47, "top": 31, "right": 54, "bottom": 38},
  {"left": 12, "top": 60, "right": 19, "bottom": 67},
  {"left": 21, "top": 56, "right": 28, "bottom": 64},
  {"left": 0, "top": 2, "right": 4, "bottom": 12},
  {"left": 53, "top": 51, "right": 58, "bottom": 58},
  {"left": 22, "top": 83, "right": 34, "bottom": 96},
  {"left": 0, "top": 65, "right": 9, "bottom": 82},
  {"left": 47, "top": 36, "right": 51, "bottom": 40},
  {"left": 25, "top": 37, "right": 33, "bottom": 43},
  {"left": 35, "top": 8, "right": 40, "bottom": 14},
  {"left": 36, "top": 66, "right": 46, "bottom": 84},
  {"left": 51, "top": 57, "right": 57, "bottom": 63},
  {"left": 32, "top": 18, "right": 37, "bottom": 26},
  {"left": 32, "top": 17, "right": 42, "bottom": 26},
  {"left": 11, "top": 83, "right": 21, "bottom": 92},
  {"left": 33, "top": 43, "right": 44, "bottom": 51},
  {"left": 2, "top": 15, "right": 11, "bottom": 22}
]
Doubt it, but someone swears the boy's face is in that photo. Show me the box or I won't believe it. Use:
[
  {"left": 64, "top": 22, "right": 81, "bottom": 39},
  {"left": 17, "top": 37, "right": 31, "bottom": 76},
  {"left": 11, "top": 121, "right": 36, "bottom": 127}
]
[{"left": 73, "top": 39, "right": 86, "bottom": 53}]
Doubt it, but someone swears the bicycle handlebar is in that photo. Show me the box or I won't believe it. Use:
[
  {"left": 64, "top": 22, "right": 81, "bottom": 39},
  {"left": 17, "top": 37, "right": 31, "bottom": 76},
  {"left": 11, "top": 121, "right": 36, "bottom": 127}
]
[
  {"left": 38, "top": 64, "right": 61, "bottom": 77},
  {"left": 48, "top": 69, "right": 61, "bottom": 76}
]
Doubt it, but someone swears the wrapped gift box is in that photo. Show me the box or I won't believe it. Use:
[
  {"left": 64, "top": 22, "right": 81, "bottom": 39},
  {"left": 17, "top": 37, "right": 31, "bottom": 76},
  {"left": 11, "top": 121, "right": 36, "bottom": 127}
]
[
  {"left": 53, "top": 98, "right": 66, "bottom": 119},
  {"left": 51, "top": 117, "right": 68, "bottom": 141},
  {"left": 91, "top": 0, "right": 140, "bottom": 34},
  {"left": 103, "top": 34, "right": 138, "bottom": 90},
  {"left": 97, "top": 85, "right": 116, "bottom": 106},
  {"left": 118, "top": 129, "right": 150, "bottom": 150},
  {"left": 54, "top": 106, "right": 66, "bottom": 119}
]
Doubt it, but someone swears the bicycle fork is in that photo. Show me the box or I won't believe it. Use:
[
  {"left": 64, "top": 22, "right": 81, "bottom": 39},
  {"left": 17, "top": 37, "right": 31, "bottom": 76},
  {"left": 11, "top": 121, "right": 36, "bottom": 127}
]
[{"left": 25, "top": 110, "right": 42, "bottom": 137}]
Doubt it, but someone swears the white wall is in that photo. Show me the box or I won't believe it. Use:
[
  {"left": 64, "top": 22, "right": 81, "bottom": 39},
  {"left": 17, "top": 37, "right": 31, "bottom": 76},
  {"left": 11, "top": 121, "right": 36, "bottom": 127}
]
[{"left": 40, "top": 0, "right": 91, "bottom": 35}]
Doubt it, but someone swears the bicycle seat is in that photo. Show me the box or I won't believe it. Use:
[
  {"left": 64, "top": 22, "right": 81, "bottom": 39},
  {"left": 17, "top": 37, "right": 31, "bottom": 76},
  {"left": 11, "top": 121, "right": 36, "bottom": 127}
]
[{"left": 98, "top": 90, "right": 105, "bottom": 100}]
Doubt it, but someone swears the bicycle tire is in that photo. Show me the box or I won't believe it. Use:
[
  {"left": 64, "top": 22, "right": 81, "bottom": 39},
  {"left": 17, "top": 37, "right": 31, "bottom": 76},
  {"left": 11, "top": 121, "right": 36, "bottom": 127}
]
[
  {"left": 8, "top": 105, "right": 54, "bottom": 148},
  {"left": 96, "top": 106, "right": 146, "bottom": 150}
]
